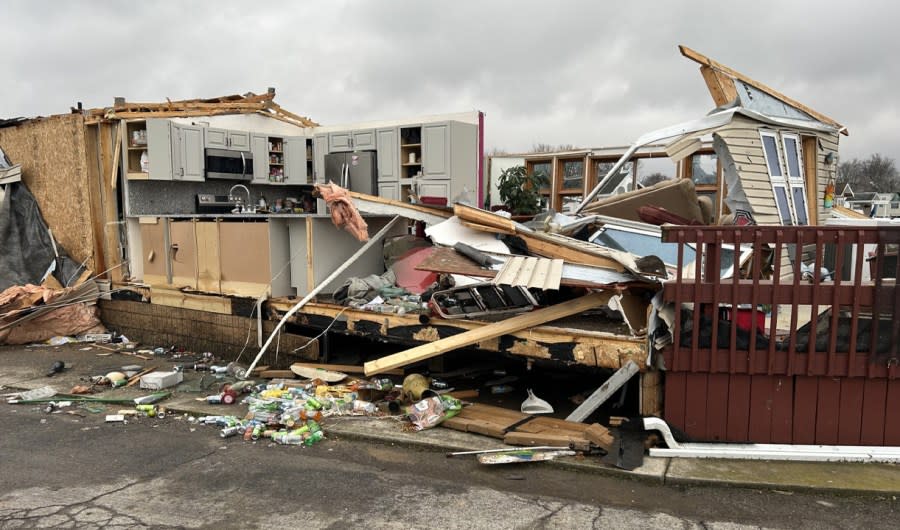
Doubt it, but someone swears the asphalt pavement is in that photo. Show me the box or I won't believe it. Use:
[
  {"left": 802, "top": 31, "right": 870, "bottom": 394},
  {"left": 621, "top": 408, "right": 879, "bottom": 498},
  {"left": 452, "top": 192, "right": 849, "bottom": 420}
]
[{"left": 0, "top": 344, "right": 898, "bottom": 529}]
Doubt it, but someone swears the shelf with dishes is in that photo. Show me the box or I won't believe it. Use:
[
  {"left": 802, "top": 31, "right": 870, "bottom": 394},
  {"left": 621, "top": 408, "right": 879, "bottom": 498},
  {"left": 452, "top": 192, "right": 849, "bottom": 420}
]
[{"left": 125, "top": 120, "right": 149, "bottom": 179}]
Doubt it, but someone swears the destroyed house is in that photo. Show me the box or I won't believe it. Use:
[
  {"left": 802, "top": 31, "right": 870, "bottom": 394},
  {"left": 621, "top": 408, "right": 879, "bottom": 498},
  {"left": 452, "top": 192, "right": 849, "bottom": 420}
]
[{"left": 1, "top": 47, "right": 896, "bottom": 452}]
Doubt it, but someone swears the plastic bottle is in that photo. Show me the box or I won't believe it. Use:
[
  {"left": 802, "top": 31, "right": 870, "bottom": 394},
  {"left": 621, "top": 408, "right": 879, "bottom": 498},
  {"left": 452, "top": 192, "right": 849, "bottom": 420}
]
[
  {"left": 140, "top": 151, "right": 149, "bottom": 172},
  {"left": 351, "top": 400, "right": 377, "bottom": 414},
  {"left": 304, "top": 430, "right": 324, "bottom": 446},
  {"left": 300, "top": 409, "right": 323, "bottom": 422},
  {"left": 226, "top": 362, "right": 248, "bottom": 379},
  {"left": 277, "top": 434, "right": 305, "bottom": 445}
]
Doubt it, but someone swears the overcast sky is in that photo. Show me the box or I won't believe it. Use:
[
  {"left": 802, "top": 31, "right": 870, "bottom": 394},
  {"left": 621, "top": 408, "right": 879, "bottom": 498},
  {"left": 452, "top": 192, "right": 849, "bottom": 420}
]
[{"left": 2, "top": 1, "right": 897, "bottom": 163}]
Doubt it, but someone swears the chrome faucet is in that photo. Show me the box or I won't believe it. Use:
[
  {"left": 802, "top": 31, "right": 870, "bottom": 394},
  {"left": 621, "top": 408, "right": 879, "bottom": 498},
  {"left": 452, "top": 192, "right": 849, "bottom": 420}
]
[{"left": 228, "top": 184, "right": 253, "bottom": 213}]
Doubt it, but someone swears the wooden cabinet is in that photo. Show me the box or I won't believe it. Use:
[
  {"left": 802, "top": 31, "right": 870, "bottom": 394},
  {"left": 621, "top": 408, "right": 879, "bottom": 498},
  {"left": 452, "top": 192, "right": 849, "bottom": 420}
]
[
  {"left": 376, "top": 127, "right": 399, "bottom": 182},
  {"left": 399, "top": 125, "right": 422, "bottom": 180},
  {"left": 378, "top": 181, "right": 399, "bottom": 201},
  {"left": 218, "top": 221, "right": 291, "bottom": 297},
  {"left": 205, "top": 128, "right": 250, "bottom": 150},
  {"left": 283, "top": 136, "right": 308, "bottom": 184},
  {"left": 313, "top": 134, "right": 328, "bottom": 183},
  {"left": 251, "top": 134, "right": 269, "bottom": 183},
  {"left": 416, "top": 180, "right": 450, "bottom": 202},
  {"left": 329, "top": 129, "right": 375, "bottom": 152},
  {"left": 422, "top": 122, "right": 449, "bottom": 179},
  {"left": 139, "top": 219, "right": 167, "bottom": 285},
  {"left": 138, "top": 218, "right": 197, "bottom": 289},
  {"left": 124, "top": 120, "right": 150, "bottom": 180},
  {"left": 169, "top": 221, "right": 198, "bottom": 288},
  {"left": 143, "top": 119, "right": 204, "bottom": 181}
]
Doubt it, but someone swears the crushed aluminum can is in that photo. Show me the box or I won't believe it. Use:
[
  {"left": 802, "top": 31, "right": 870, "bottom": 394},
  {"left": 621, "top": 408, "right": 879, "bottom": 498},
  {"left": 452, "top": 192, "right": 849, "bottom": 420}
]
[{"left": 220, "top": 426, "right": 243, "bottom": 438}]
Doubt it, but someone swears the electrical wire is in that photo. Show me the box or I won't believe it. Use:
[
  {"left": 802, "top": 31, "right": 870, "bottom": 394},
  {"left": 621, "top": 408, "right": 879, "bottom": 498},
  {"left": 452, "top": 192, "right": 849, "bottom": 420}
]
[{"left": 290, "top": 306, "right": 350, "bottom": 353}]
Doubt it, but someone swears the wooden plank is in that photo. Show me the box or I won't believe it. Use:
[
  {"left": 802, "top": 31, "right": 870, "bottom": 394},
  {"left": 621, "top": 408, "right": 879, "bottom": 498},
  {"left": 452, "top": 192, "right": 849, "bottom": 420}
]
[
  {"left": 814, "top": 376, "right": 841, "bottom": 444},
  {"left": 503, "top": 431, "right": 591, "bottom": 452},
  {"left": 639, "top": 370, "right": 662, "bottom": 417},
  {"left": 584, "top": 424, "right": 615, "bottom": 452},
  {"left": 770, "top": 375, "right": 794, "bottom": 443},
  {"left": 884, "top": 380, "right": 900, "bottom": 445},
  {"left": 837, "top": 378, "right": 864, "bottom": 445},
  {"left": 705, "top": 373, "right": 729, "bottom": 442},
  {"left": 680, "top": 45, "right": 847, "bottom": 135},
  {"left": 725, "top": 374, "right": 751, "bottom": 442},
  {"left": 195, "top": 221, "right": 221, "bottom": 293},
  {"left": 684, "top": 373, "right": 709, "bottom": 440},
  {"left": 289, "top": 362, "right": 403, "bottom": 377},
  {"left": 664, "top": 372, "right": 687, "bottom": 431},
  {"left": 699, "top": 65, "right": 736, "bottom": 106},
  {"left": 566, "top": 360, "right": 639, "bottom": 422},
  {"left": 349, "top": 191, "right": 452, "bottom": 224},
  {"left": 259, "top": 370, "right": 296, "bottom": 379},
  {"left": 150, "top": 286, "right": 232, "bottom": 314},
  {"left": 364, "top": 292, "right": 612, "bottom": 375},
  {"left": 859, "top": 379, "right": 887, "bottom": 445},
  {"left": 748, "top": 376, "right": 775, "bottom": 443}
]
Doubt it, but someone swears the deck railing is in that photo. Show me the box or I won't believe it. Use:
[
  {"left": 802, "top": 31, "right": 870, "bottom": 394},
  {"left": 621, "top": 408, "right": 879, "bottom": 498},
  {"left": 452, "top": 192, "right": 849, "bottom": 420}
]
[{"left": 660, "top": 225, "right": 899, "bottom": 379}]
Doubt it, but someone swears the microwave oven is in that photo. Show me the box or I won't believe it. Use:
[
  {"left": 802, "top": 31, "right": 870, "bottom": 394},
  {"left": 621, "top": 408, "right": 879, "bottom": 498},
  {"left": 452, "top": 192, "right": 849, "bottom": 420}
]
[{"left": 205, "top": 148, "right": 253, "bottom": 180}]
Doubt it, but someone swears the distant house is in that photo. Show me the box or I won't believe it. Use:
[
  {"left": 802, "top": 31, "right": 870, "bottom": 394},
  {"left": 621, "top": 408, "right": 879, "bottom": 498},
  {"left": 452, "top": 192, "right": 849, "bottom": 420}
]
[{"left": 846, "top": 191, "right": 900, "bottom": 218}]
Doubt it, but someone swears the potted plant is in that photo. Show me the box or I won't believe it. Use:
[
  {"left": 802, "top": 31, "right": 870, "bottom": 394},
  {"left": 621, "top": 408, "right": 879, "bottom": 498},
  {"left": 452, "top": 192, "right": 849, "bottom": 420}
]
[{"left": 496, "top": 165, "right": 549, "bottom": 218}]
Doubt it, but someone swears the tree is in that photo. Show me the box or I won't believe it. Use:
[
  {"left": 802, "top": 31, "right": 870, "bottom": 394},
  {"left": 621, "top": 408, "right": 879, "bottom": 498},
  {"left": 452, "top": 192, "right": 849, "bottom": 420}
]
[
  {"left": 640, "top": 172, "right": 672, "bottom": 187},
  {"left": 837, "top": 153, "right": 900, "bottom": 193}
]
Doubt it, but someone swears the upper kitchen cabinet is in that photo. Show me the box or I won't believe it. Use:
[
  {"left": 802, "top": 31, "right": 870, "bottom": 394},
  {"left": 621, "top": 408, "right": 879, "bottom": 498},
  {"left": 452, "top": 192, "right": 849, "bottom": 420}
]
[
  {"left": 376, "top": 127, "right": 399, "bottom": 182},
  {"left": 422, "top": 123, "right": 449, "bottom": 179},
  {"left": 205, "top": 127, "right": 251, "bottom": 150},
  {"left": 124, "top": 120, "right": 150, "bottom": 180},
  {"left": 144, "top": 119, "right": 204, "bottom": 181},
  {"left": 328, "top": 129, "right": 375, "bottom": 152},
  {"left": 283, "top": 136, "right": 309, "bottom": 184},
  {"left": 313, "top": 134, "right": 328, "bottom": 183},
  {"left": 250, "top": 134, "right": 272, "bottom": 183}
]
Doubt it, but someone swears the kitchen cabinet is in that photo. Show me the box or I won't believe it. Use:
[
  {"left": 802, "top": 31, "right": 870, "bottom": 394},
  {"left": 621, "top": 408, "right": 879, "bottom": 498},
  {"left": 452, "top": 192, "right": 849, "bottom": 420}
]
[
  {"left": 378, "top": 181, "right": 399, "bottom": 201},
  {"left": 169, "top": 220, "right": 198, "bottom": 289},
  {"left": 124, "top": 120, "right": 150, "bottom": 180},
  {"left": 145, "top": 119, "right": 204, "bottom": 181},
  {"left": 250, "top": 134, "right": 269, "bottom": 183},
  {"left": 205, "top": 128, "right": 251, "bottom": 150},
  {"left": 416, "top": 179, "right": 451, "bottom": 202},
  {"left": 283, "top": 136, "right": 308, "bottom": 184},
  {"left": 422, "top": 123, "right": 449, "bottom": 179},
  {"left": 328, "top": 129, "right": 375, "bottom": 152},
  {"left": 313, "top": 134, "right": 328, "bottom": 183},
  {"left": 218, "top": 220, "right": 291, "bottom": 297},
  {"left": 376, "top": 127, "right": 399, "bottom": 182},
  {"left": 139, "top": 219, "right": 167, "bottom": 285}
]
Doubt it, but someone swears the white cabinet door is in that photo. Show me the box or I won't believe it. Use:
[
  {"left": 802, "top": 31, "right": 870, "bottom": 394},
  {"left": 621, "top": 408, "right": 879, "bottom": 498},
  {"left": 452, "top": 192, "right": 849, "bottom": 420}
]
[
  {"left": 422, "top": 122, "right": 449, "bottom": 179},
  {"left": 146, "top": 119, "right": 174, "bottom": 180},
  {"left": 205, "top": 128, "right": 228, "bottom": 148},
  {"left": 417, "top": 179, "right": 450, "bottom": 200},
  {"left": 228, "top": 131, "right": 251, "bottom": 151},
  {"left": 177, "top": 125, "right": 205, "bottom": 181},
  {"left": 329, "top": 131, "right": 352, "bottom": 152},
  {"left": 352, "top": 129, "right": 376, "bottom": 150},
  {"left": 284, "top": 136, "right": 308, "bottom": 184},
  {"left": 376, "top": 127, "right": 398, "bottom": 182},
  {"left": 250, "top": 134, "right": 269, "bottom": 183},
  {"left": 314, "top": 134, "right": 328, "bottom": 182},
  {"left": 378, "top": 181, "right": 399, "bottom": 201}
]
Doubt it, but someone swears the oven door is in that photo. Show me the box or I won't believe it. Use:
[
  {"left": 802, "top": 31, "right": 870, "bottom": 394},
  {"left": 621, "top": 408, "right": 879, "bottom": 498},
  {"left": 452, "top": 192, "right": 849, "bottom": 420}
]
[{"left": 205, "top": 148, "right": 252, "bottom": 180}]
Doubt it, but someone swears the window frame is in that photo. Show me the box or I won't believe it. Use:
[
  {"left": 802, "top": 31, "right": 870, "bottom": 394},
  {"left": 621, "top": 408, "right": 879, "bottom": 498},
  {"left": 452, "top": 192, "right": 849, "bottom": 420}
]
[
  {"left": 760, "top": 130, "right": 796, "bottom": 226},
  {"left": 781, "top": 132, "right": 809, "bottom": 226}
]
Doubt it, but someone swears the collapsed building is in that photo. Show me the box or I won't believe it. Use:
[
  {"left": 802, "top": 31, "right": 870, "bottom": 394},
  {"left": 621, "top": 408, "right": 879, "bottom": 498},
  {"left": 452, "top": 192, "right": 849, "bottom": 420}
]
[{"left": 1, "top": 45, "right": 897, "bottom": 454}]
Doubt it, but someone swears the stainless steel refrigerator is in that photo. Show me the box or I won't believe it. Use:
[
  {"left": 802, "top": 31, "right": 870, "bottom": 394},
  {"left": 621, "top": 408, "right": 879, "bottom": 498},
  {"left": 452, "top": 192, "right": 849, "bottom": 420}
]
[{"left": 324, "top": 151, "right": 377, "bottom": 195}]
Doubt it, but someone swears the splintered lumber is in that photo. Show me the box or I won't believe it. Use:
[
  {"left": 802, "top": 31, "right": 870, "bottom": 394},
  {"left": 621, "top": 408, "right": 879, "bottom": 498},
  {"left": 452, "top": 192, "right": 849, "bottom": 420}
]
[
  {"left": 503, "top": 431, "right": 591, "bottom": 452},
  {"left": 363, "top": 292, "right": 610, "bottom": 375},
  {"left": 584, "top": 424, "right": 615, "bottom": 452},
  {"left": 349, "top": 191, "right": 451, "bottom": 225},
  {"left": 565, "top": 360, "right": 640, "bottom": 423},
  {"left": 290, "top": 362, "right": 403, "bottom": 377}
]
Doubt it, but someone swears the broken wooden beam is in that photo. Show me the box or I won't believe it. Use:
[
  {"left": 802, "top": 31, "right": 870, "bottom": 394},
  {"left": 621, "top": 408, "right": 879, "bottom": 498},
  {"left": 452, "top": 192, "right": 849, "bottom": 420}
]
[
  {"left": 290, "top": 362, "right": 403, "bottom": 377},
  {"left": 584, "top": 423, "right": 615, "bottom": 452},
  {"left": 503, "top": 431, "right": 591, "bottom": 452},
  {"left": 565, "top": 360, "right": 640, "bottom": 423},
  {"left": 364, "top": 292, "right": 611, "bottom": 376}
]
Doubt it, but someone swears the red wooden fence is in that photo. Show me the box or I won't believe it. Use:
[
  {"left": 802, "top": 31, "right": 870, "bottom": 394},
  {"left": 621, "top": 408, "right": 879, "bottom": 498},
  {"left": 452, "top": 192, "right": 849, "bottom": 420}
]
[{"left": 660, "top": 225, "right": 899, "bottom": 445}]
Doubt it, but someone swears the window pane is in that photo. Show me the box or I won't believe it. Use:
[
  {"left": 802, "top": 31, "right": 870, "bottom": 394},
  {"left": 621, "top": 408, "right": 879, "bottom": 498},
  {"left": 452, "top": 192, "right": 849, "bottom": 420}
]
[
  {"left": 636, "top": 158, "right": 676, "bottom": 186},
  {"left": 792, "top": 185, "right": 808, "bottom": 225},
  {"left": 762, "top": 135, "right": 782, "bottom": 177},
  {"left": 774, "top": 185, "right": 792, "bottom": 225},
  {"left": 595, "top": 160, "right": 634, "bottom": 194},
  {"left": 591, "top": 227, "right": 695, "bottom": 266},
  {"left": 560, "top": 195, "right": 583, "bottom": 213},
  {"left": 561, "top": 159, "right": 584, "bottom": 190},
  {"left": 783, "top": 137, "right": 801, "bottom": 178},
  {"left": 531, "top": 161, "right": 551, "bottom": 191},
  {"left": 691, "top": 153, "right": 718, "bottom": 185}
]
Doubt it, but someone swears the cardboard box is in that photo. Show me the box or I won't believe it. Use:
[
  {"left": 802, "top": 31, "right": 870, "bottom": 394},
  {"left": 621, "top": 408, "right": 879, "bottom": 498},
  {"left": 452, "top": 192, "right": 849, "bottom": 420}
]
[{"left": 140, "top": 371, "right": 183, "bottom": 390}]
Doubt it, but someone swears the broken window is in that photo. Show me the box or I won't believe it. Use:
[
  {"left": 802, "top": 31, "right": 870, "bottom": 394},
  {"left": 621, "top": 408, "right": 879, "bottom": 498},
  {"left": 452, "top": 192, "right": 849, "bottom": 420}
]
[
  {"left": 782, "top": 133, "right": 809, "bottom": 226},
  {"left": 560, "top": 159, "right": 584, "bottom": 191},
  {"left": 690, "top": 153, "right": 718, "bottom": 186},
  {"left": 594, "top": 160, "right": 634, "bottom": 195},
  {"left": 636, "top": 158, "right": 677, "bottom": 186}
]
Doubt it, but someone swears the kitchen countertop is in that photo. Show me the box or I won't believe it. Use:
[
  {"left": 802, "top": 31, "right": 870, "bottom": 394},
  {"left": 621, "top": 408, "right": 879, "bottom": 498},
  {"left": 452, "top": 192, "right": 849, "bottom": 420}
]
[{"left": 128, "top": 212, "right": 392, "bottom": 219}]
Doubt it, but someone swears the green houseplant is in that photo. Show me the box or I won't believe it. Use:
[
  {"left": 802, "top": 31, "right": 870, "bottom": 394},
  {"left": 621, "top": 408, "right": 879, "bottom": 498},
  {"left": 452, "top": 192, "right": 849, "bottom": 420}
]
[{"left": 496, "top": 165, "right": 549, "bottom": 216}]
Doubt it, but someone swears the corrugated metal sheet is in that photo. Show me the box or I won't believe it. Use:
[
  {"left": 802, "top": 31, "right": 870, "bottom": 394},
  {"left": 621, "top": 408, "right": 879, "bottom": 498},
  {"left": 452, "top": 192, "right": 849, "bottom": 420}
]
[{"left": 493, "top": 256, "right": 563, "bottom": 290}]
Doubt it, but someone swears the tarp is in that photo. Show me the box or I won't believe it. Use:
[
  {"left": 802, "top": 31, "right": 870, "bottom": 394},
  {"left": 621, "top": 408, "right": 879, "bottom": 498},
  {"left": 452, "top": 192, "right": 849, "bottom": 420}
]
[{"left": 0, "top": 182, "right": 85, "bottom": 291}]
